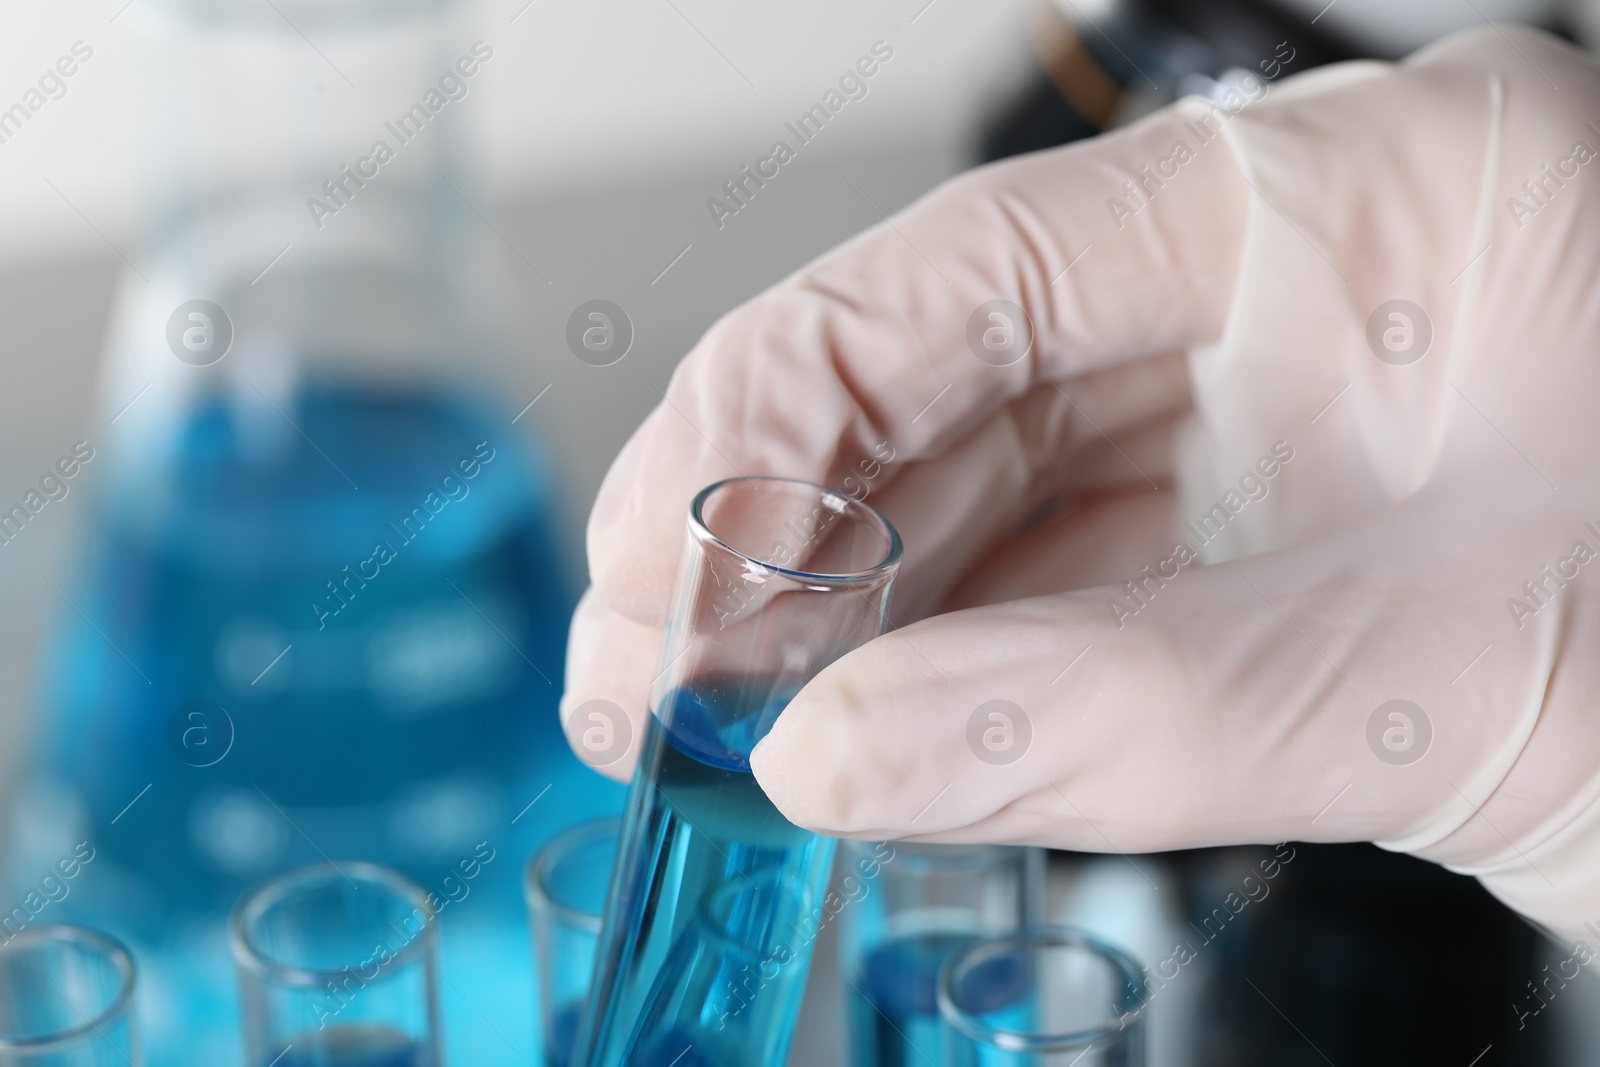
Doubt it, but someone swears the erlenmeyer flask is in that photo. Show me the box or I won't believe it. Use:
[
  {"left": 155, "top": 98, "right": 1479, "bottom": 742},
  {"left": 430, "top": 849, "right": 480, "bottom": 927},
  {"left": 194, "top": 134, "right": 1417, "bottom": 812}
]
[{"left": 11, "top": 0, "right": 619, "bottom": 1060}]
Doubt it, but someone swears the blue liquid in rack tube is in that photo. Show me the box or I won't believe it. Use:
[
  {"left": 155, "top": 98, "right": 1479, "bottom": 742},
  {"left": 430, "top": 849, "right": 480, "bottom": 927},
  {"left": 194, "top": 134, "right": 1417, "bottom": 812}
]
[
  {"left": 851, "top": 931, "right": 975, "bottom": 1067},
  {"left": 546, "top": 1000, "right": 582, "bottom": 1067},
  {"left": 575, "top": 680, "right": 835, "bottom": 1067},
  {"left": 272, "top": 1025, "right": 433, "bottom": 1067},
  {"left": 865, "top": 941, "right": 1031, "bottom": 1067}
]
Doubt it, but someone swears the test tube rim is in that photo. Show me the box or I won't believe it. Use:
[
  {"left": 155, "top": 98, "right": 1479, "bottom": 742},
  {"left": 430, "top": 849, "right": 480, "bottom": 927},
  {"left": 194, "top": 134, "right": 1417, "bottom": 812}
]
[
  {"left": 524, "top": 816, "right": 619, "bottom": 936},
  {"left": 0, "top": 923, "right": 137, "bottom": 1051},
  {"left": 689, "top": 477, "right": 903, "bottom": 584},
  {"left": 229, "top": 860, "right": 436, "bottom": 989},
  {"left": 935, "top": 924, "right": 1149, "bottom": 1053}
]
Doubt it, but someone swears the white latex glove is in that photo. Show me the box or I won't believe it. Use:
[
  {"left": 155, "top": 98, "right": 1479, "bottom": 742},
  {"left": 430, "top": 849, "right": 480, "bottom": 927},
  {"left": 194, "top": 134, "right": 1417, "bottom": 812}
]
[{"left": 564, "top": 26, "right": 1600, "bottom": 951}]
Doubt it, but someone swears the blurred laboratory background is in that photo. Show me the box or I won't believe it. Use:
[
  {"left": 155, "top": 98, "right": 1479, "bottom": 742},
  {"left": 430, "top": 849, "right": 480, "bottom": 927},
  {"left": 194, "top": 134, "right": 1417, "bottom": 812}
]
[{"left": 0, "top": 0, "right": 1597, "bottom": 1065}]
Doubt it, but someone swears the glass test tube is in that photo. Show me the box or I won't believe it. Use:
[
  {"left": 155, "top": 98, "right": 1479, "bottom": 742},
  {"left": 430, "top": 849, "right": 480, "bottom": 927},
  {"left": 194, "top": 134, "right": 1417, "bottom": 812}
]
[
  {"left": 525, "top": 819, "right": 618, "bottom": 1067},
  {"left": 838, "top": 842, "right": 1043, "bottom": 1067},
  {"left": 573, "top": 477, "right": 903, "bottom": 1067},
  {"left": 0, "top": 925, "right": 139, "bottom": 1067},
  {"left": 231, "top": 863, "right": 441, "bottom": 1067},
  {"left": 938, "top": 927, "right": 1148, "bottom": 1067},
  {"left": 623, "top": 868, "right": 821, "bottom": 1067}
]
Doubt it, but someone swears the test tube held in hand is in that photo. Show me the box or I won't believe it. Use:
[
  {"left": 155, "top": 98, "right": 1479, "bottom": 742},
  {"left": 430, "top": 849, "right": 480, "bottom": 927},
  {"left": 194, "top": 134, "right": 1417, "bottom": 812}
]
[{"left": 572, "top": 478, "right": 903, "bottom": 1067}]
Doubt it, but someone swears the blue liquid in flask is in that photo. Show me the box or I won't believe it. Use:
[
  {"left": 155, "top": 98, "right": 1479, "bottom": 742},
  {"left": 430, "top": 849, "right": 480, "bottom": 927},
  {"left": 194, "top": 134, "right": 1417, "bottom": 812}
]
[
  {"left": 575, "top": 680, "right": 834, "bottom": 1067},
  {"left": 46, "top": 383, "right": 604, "bottom": 908},
  {"left": 31, "top": 382, "right": 621, "bottom": 1063}
]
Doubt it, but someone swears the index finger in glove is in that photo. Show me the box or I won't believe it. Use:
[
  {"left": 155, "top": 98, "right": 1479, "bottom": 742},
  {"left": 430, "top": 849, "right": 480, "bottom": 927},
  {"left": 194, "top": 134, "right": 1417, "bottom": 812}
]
[
  {"left": 564, "top": 105, "right": 1252, "bottom": 777},
  {"left": 586, "top": 102, "right": 1250, "bottom": 633}
]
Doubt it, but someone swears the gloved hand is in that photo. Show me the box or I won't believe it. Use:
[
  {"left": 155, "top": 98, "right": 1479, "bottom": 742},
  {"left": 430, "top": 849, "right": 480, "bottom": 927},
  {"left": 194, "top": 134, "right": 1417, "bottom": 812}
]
[{"left": 564, "top": 26, "right": 1600, "bottom": 950}]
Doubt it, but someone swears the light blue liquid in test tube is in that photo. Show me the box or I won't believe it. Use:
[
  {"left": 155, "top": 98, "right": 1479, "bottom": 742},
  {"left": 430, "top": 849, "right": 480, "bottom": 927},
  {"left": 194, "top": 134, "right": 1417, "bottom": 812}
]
[
  {"left": 526, "top": 818, "right": 618, "bottom": 1067},
  {"left": 841, "top": 843, "right": 1042, "bottom": 1067},
  {"left": 573, "top": 478, "right": 902, "bottom": 1067},
  {"left": 938, "top": 927, "right": 1148, "bottom": 1067}
]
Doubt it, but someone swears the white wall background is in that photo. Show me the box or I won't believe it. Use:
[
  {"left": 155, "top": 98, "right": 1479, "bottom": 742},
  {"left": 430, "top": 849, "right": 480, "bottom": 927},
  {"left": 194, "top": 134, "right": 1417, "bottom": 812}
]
[{"left": 0, "top": 0, "right": 1032, "bottom": 253}]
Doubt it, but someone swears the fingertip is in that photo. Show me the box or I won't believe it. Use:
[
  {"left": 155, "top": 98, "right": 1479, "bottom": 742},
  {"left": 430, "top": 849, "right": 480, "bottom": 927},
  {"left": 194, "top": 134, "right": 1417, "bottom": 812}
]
[
  {"left": 559, "top": 694, "right": 638, "bottom": 783},
  {"left": 561, "top": 587, "right": 660, "bottom": 781},
  {"left": 584, "top": 412, "right": 685, "bottom": 628},
  {"left": 747, "top": 734, "right": 795, "bottom": 820},
  {"left": 750, "top": 652, "right": 911, "bottom": 838},
  {"left": 750, "top": 684, "right": 848, "bottom": 835}
]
